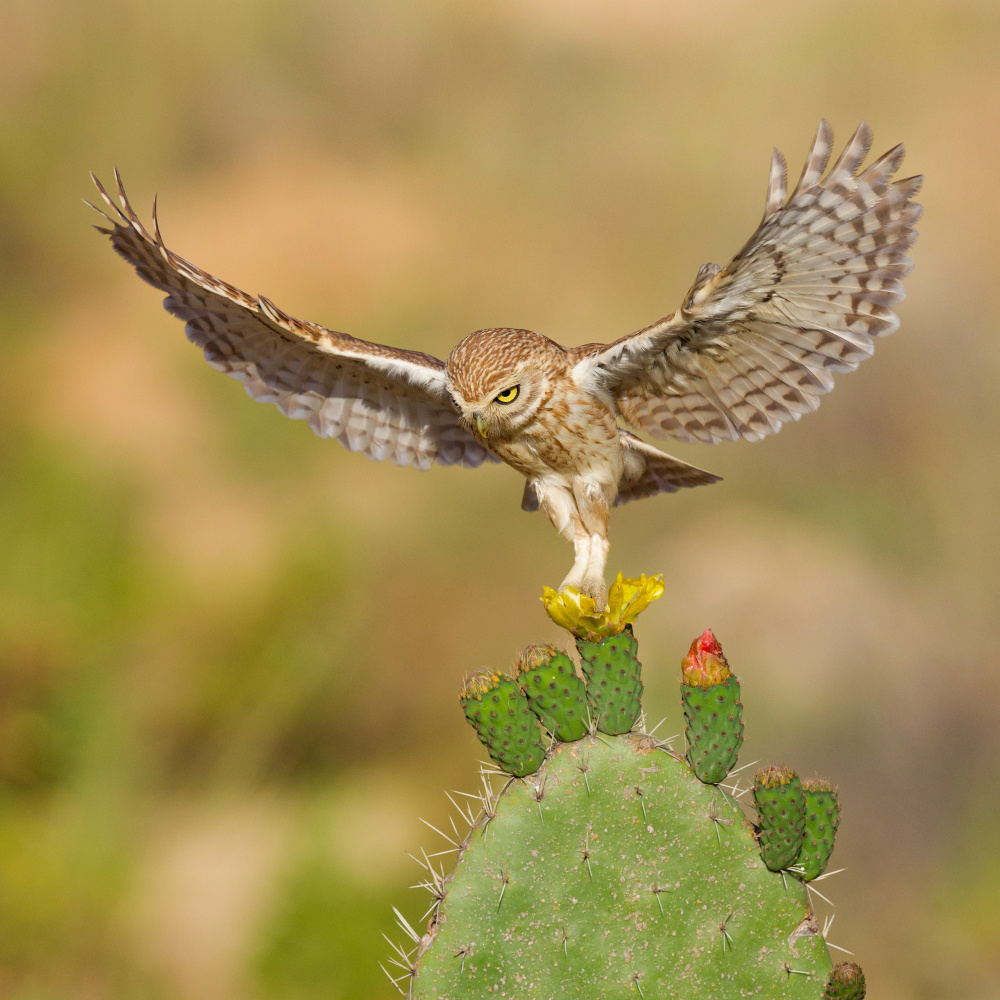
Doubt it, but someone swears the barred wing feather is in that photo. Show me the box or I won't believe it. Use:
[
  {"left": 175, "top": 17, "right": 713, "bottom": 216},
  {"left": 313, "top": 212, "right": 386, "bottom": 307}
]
[
  {"left": 89, "top": 171, "right": 496, "bottom": 470},
  {"left": 572, "top": 121, "right": 922, "bottom": 445}
]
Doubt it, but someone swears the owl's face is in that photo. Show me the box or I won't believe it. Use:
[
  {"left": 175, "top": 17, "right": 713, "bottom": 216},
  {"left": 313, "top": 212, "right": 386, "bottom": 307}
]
[{"left": 445, "top": 328, "right": 562, "bottom": 443}]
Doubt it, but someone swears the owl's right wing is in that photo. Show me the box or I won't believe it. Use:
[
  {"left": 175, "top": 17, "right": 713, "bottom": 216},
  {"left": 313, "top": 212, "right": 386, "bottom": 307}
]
[
  {"left": 90, "top": 170, "right": 496, "bottom": 471},
  {"left": 570, "top": 122, "right": 922, "bottom": 445}
]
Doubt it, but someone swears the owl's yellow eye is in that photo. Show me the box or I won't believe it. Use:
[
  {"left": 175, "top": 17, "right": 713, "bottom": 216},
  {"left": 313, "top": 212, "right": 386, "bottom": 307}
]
[{"left": 495, "top": 385, "right": 520, "bottom": 404}]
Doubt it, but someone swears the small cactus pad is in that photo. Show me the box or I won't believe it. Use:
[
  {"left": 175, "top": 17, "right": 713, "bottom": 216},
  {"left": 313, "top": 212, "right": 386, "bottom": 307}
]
[
  {"left": 516, "top": 644, "right": 589, "bottom": 741},
  {"left": 575, "top": 627, "right": 643, "bottom": 735},
  {"left": 409, "top": 735, "right": 833, "bottom": 997},
  {"left": 794, "top": 779, "right": 841, "bottom": 881},
  {"left": 680, "top": 630, "right": 744, "bottom": 784},
  {"left": 822, "top": 962, "right": 866, "bottom": 999},
  {"left": 753, "top": 765, "right": 807, "bottom": 872},
  {"left": 460, "top": 671, "right": 546, "bottom": 777}
]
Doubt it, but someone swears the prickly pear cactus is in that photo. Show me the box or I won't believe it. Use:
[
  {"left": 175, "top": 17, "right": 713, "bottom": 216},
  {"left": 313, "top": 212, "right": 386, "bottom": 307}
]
[
  {"left": 680, "top": 628, "right": 745, "bottom": 784},
  {"left": 576, "top": 628, "right": 643, "bottom": 735},
  {"left": 794, "top": 780, "right": 842, "bottom": 882},
  {"left": 754, "top": 765, "right": 808, "bottom": 873},
  {"left": 384, "top": 575, "right": 858, "bottom": 999},
  {"left": 516, "top": 645, "right": 589, "bottom": 742},
  {"left": 460, "top": 671, "right": 546, "bottom": 778}
]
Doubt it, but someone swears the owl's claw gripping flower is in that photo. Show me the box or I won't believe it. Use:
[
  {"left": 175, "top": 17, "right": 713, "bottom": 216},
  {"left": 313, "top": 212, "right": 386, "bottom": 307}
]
[{"left": 541, "top": 572, "right": 664, "bottom": 639}]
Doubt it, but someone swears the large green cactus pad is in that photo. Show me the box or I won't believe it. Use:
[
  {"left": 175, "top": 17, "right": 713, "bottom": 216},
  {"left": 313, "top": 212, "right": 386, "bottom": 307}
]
[{"left": 411, "top": 734, "right": 832, "bottom": 998}]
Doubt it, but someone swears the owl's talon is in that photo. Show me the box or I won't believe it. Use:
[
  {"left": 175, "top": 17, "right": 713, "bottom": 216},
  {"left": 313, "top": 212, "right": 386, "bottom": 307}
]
[{"left": 580, "top": 578, "right": 608, "bottom": 612}]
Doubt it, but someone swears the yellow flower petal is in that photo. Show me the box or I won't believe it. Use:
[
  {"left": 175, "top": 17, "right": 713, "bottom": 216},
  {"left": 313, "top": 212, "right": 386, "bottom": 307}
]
[{"left": 541, "top": 573, "right": 665, "bottom": 639}]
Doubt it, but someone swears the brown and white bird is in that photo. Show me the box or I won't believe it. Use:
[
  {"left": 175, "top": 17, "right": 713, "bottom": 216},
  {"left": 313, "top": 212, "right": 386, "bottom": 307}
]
[{"left": 91, "top": 121, "right": 921, "bottom": 607}]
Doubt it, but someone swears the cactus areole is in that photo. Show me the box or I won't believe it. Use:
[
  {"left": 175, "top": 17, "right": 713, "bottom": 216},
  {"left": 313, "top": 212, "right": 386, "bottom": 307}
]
[{"left": 388, "top": 577, "right": 854, "bottom": 998}]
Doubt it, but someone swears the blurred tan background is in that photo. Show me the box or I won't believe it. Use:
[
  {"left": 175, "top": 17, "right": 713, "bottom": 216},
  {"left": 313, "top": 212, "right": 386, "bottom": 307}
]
[{"left": 1, "top": 1, "right": 999, "bottom": 997}]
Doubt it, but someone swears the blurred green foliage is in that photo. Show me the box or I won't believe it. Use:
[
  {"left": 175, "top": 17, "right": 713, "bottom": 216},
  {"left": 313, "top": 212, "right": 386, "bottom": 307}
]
[{"left": 1, "top": 1, "right": 999, "bottom": 998}]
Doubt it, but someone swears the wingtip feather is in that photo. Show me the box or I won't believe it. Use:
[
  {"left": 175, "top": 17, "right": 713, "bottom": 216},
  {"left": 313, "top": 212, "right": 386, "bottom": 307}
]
[
  {"left": 763, "top": 147, "right": 788, "bottom": 221},
  {"left": 792, "top": 120, "right": 835, "bottom": 196},
  {"left": 830, "top": 121, "right": 874, "bottom": 179}
]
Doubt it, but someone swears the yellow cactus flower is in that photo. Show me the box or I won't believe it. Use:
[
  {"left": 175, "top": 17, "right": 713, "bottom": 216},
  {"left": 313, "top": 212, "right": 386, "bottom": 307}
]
[{"left": 541, "top": 573, "right": 664, "bottom": 639}]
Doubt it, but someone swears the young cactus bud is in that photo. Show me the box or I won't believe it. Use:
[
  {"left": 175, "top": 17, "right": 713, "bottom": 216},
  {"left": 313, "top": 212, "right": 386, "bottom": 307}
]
[
  {"left": 460, "top": 670, "right": 545, "bottom": 778},
  {"left": 575, "top": 627, "right": 643, "bottom": 735},
  {"left": 822, "top": 962, "right": 866, "bottom": 999},
  {"left": 794, "top": 778, "right": 841, "bottom": 881},
  {"left": 680, "top": 629, "right": 744, "bottom": 784},
  {"left": 753, "top": 765, "right": 807, "bottom": 872},
  {"left": 516, "top": 644, "right": 589, "bottom": 742}
]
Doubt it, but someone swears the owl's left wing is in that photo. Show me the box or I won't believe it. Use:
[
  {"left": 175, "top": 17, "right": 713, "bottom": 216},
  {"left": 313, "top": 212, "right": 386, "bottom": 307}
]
[
  {"left": 90, "top": 170, "right": 496, "bottom": 470},
  {"left": 570, "top": 121, "right": 922, "bottom": 444}
]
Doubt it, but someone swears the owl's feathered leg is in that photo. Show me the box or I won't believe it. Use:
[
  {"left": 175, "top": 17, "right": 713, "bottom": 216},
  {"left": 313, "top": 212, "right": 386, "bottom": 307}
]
[
  {"left": 572, "top": 479, "right": 613, "bottom": 609},
  {"left": 561, "top": 533, "right": 595, "bottom": 595},
  {"left": 584, "top": 534, "right": 610, "bottom": 606},
  {"left": 533, "top": 480, "right": 597, "bottom": 600}
]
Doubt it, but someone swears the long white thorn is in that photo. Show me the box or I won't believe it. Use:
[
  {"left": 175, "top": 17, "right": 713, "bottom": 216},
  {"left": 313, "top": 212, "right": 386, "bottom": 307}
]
[
  {"left": 418, "top": 817, "right": 458, "bottom": 846},
  {"left": 392, "top": 907, "right": 421, "bottom": 945},
  {"left": 806, "top": 882, "right": 835, "bottom": 908},
  {"left": 826, "top": 941, "right": 855, "bottom": 956},
  {"left": 379, "top": 962, "right": 408, "bottom": 995},
  {"left": 382, "top": 933, "right": 415, "bottom": 966},
  {"left": 812, "top": 867, "right": 847, "bottom": 882},
  {"left": 644, "top": 716, "right": 667, "bottom": 738}
]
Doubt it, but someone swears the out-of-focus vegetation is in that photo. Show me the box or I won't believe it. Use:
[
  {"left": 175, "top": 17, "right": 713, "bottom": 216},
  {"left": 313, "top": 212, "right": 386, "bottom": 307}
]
[{"left": 1, "top": 1, "right": 999, "bottom": 997}]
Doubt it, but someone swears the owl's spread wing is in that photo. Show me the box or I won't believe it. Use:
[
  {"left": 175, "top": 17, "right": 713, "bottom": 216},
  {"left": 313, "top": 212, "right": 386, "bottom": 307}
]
[
  {"left": 570, "top": 121, "right": 922, "bottom": 445},
  {"left": 90, "top": 170, "right": 496, "bottom": 470}
]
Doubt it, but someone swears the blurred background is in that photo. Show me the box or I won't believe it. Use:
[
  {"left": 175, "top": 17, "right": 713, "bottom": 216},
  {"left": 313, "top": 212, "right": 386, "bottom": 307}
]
[{"left": 1, "top": 0, "right": 998, "bottom": 997}]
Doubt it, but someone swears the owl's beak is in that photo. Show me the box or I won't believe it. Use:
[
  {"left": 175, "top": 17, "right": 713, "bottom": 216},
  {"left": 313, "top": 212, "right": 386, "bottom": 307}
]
[{"left": 474, "top": 412, "right": 489, "bottom": 437}]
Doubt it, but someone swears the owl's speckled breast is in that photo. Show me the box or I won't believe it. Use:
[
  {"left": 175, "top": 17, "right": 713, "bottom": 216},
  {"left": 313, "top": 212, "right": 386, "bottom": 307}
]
[{"left": 490, "top": 387, "right": 623, "bottom": 483}]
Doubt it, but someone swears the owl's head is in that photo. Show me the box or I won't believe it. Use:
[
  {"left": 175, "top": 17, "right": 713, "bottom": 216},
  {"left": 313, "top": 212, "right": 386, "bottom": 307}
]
[{"left": 445, "top": 328, "right": 563, "bottom": 442}]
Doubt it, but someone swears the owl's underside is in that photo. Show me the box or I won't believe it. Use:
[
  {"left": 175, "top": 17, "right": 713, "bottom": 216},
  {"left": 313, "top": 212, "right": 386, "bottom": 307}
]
[{"left": 91, "top": 120, "right": 921, "bottom": 606}]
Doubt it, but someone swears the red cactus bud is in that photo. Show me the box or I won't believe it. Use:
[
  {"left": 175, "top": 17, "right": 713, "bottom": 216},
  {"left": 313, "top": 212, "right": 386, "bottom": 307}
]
[{"left": 681, "top": 629, "right": 731, "bottom": 687}]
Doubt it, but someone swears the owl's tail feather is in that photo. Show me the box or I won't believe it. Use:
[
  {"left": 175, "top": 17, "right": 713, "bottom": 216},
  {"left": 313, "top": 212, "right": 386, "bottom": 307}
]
[{"left": 614, "top": 431, "right": 720, "bottom": 507}]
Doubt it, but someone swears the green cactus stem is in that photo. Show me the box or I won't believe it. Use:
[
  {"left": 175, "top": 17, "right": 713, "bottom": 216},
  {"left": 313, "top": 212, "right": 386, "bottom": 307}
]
[
  {"left": 575, "top": 627, "right": 643, "bottom": 735},
  {"left": 753, "top": 765, "right": 807, "bottom": 872},
  {"left": 680, "top": 629, "right": 744, "bottom": 784},
  {"left": 408, "top": 734, "right": 832, "bottom": 997},
  {"left": 794, "top": 779, "right": 841, "bottom": 881},
  {"left": 822, "top": 962, "right": 866, "bottom": 999},
  {"left": 516, "top": 644, "right": 589, "bottom": 741},
  {"left": 460, "top": 671, "right": 546, "bottom": 778}
]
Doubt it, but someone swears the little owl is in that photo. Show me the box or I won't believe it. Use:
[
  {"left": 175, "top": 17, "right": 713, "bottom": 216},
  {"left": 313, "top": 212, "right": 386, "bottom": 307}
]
[{"left": 91, "top": 121, "right": 920, "bottom": 607}]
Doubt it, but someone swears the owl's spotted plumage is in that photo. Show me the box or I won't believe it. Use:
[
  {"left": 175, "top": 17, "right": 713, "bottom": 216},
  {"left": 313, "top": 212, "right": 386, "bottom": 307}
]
[{"left": 91, "top": 121, "right": 921, "bottom": 606}]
